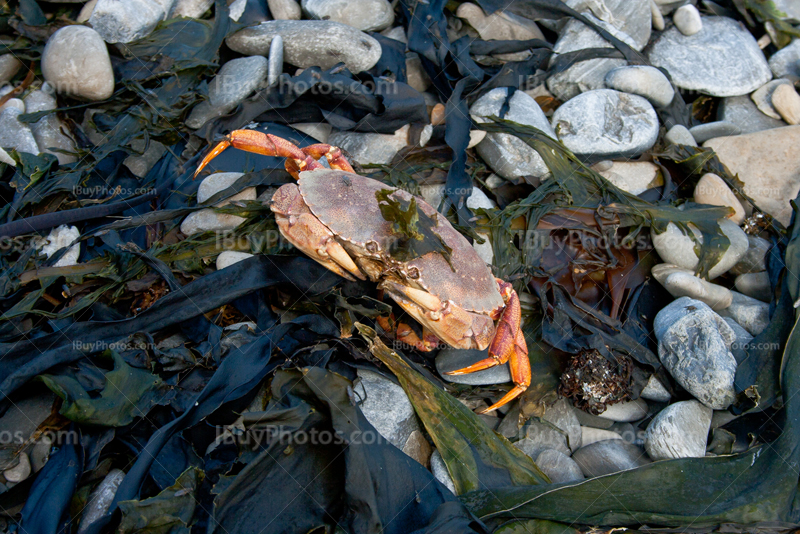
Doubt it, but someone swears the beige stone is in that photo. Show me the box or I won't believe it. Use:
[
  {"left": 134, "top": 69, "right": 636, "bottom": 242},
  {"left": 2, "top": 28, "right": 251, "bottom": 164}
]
[
  {"left": 693, "top": 173, "right": 745, "bottom": 224},
  {"left": 704, "top": 126, "right": 800, "bottom": 226},
  {"left": 652, "top": 264, "right": 733, "bottom": 310},
  {"left": 431, "top": 103, "right": 445, "bottom": 126},
  {"left": 771, "top": 83, "right": 800, "bottom": 125},
  {"left": 598, "top": 161, "right": 663, "bottom": 195},
  {"left": 455, "top": 3, "right": 543, "bottom": 61}
]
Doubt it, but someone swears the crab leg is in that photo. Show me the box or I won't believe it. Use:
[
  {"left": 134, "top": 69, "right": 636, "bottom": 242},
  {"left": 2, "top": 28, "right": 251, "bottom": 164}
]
[{"left": 444, "top": 279, "right": 531, "bottom": 413}]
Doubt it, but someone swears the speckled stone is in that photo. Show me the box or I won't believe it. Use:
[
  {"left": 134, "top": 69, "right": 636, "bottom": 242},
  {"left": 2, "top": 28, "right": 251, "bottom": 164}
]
[{"left": 302, "top": 0, "right": 393, "bottom": 31}]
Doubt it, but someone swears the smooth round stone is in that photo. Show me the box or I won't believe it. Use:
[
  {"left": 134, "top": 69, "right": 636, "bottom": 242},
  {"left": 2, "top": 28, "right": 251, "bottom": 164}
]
[
  {"left": 689, "top": 121, "right": 742, "bottom": 143},
  {"left": 640, "top": 375, "right": 671, "bottom": 402},
  {"left": 89, "top": 0, "right": 173, "bottom": 43},
  {"left": 735, "top": 272, "right": 771, "bottom": 302},
  {"left": 664, "top": 124, "right": 697, "bottom": 146},
  {"left": 226, "top": 20, "right": 382, "bottom": 73},
  {"left": 648, "top": 17, "right": 772, "bottom": 97},
  {"left": 673, "top": 4, "right": 702, "bottom": 36},
  {"left": 644, "top": 400, "right": 712, "bottom": 460},
  {"left": 751, "top": 79, "right": 791, "bottom": 120},
  {"left": 771, "top": 83, "right": 800, "bottom": 125},
  {"left": 302, "top": 0, "right": 393, "bottom": 32},
  {"left": 552, "top": 89, "right": 658, "bottom": 159},
  {"left": 535, "top": 449, "right": 584, "bottom": 483},
  {"left": 0, "top": 105, "right": 39, "bottom": 155},
  {"left": 267, "top": 35, "right": 284, "bottom": 87},
  {"left": 604, "top": 65, "right": 675, "bottom": 108},
  {"left": 197, "top": 172, "right": 254, "bottom": 204},
  {"left": 354, "top": 369, "right": 422, "bottom": 452},
  {"left": 572, "top": 440, "right": 651, "bottom": 477},
  {"left": 172, "top": 0, "right": 214, "bottom": 18},
  {"left": 35, "top": 225, "right": 81, "bottom": 267},
  {"left": 406, "top": 54, "right": 431, "bottom": 93},
  {"left": 516, "top": 420, "right": 571, "bottom": 459},
  {"left": 217, "top": 251, "right": 254, "bottom": 270},
  {"left": 718, "top": 94, "right": 787, "bottom": 135},
  {"left": 651, "top": 0, "right": 665, "bottom": 31},
  {"left": 268, "top": 0, "right": 301, "bottom": 19},
  {"left": 769, "top": 39, "right": 800, "bottom": 79},
  {"left": 598, "top": 161, "right": 663, "bottom": 195},
  {"left": 651, "top": 264, "right": 733, "bottom": 310},
  {"left": 436, "top": 348, "right": 511, "bottom": 385},
  {"left": 651, "top": 219, "right": 748, "bottom": 280},
  {"left": 0, "top": 54, "right": 21, "bottom": 84},
  {"left": 180, "top": 210, "right": 246, "bottom": 235},
  {"left": 694, "top": 173, "right": 745, "bottom": 224},
  {"left": 41, "top": 26, "right": 114, "bottom": 101},
  {"left": 597, "top": 399, "right": 648, "bottom": 422},
  {"left": 580, "top": 427, "right": 623, "bottom": 447},
  {"left": 470, "top": 87, "right": 556, "bottom": 181},
  {"left": 719, "top": 291, "right": 769, "bottom": 336},
  {"left": 731, "top": 236, "right": 771, "bottom": 275},
  {"left": 76, "top": 469, "right": 126, "bottom": 533}
]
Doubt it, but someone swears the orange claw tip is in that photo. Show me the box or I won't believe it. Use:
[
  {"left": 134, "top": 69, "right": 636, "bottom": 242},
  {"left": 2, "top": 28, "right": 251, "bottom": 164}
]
[{"left": 193, "top": 137, "right": 232, "bottom": 179}]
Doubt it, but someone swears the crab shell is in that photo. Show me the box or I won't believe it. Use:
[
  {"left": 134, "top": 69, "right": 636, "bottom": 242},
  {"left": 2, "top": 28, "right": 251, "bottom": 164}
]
[{"left": 271, "top": 168, "right": 505, "bottom": 349}]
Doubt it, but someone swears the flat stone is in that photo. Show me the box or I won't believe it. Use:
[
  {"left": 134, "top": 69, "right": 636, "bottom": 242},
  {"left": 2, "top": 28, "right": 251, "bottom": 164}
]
[
  {"left": 197, "top": 172, "right": 255, "bottom": 204},
  {"left": 42, "top": 26, "right": 115, "bottom": 101},
  {"left": 597, "top": 398, "right": 648, "bottom": 422},
  {"left": 77, "top": 469, "right": 126, "bottom": 534},
  {"left": 604, "top": 65, "right": 674, "bottom": 108},
  {"left": 291, "top": 122, "right": 332, "bottom": 143},
  {"left": 217, "top": 251, "right": 254, "bottom": 270},
  {"left": 651, "top": 219, "right": 748, "bottom": 279},
  {"left": 0, "top": 105, "right": 39, "bottom": 155},
  {"left": 704, "top": 126, "right": 800, "bottom": 226},
  {"left": 769, "top": 39, "right": 800, "bottom": 79},
  {"left": 644, "top": 400, "right": 712, "bottom": 460},
  {"left": 654, "top": 297, "right": 738, "bottom": 409},
  {"left": 572, "top": 440, "right": 651, "bottom": 477},
  {"left": 302, "top": 0, "right": 393, "bottom": 31},
  {"left": 543, "top": 398, "right": 582, "bottom": 451},
  {"left": 665, "top": 124, "right": 697, "bottom": 146},
  {"left": 430, "top": 450, "right": 456, "bottom": 493},
  {"left": 689, "top": 121, "right": 742, "bottom": 143},
  {"left": 89, "top": 0, "right": 176, "bottom": 43},
  {"left": 723, "top": 316, "right": 754, "bottom": 365},
  {"left": 648, "top": 17, "right": 772, "bottom": 97},
  {"left": 640, "top": 375, "right": 671, "bottom": 402},
  {"left": 535, "top": 449, "right": 584, "bottom": 483},
  {"left": 402, "top": 429, "right": 432, "bottom": 467},
  {"left": 267, "top": 36, "right": 284, "bottom": 87},
  {"left": 580, "top": 427, "right": 623, "bottom": 446},
  {"left": 673, "top": 4, "right": 702, "bottom": 36},
  {"left": 772, "top": 83, "right": 800, "bottom": 125},
  {"left": 598, "top": 161, "right": 663, "bottom": 195},
  {"left": 0, "top": 393, "right": 55, "bottom": 472},
  {"left": 268, "top": 0, "right": 301, "bottom": 19},
  {"left": 719, "top": 291, "right": 769, "bottom": 336},
  {"left": 0, "top": 54, "right": 21, "bottom": 84},
  {"left": 328, "top": 126, "right": 409, "bottom": 165},
  {"left": 186, "top": 56, "right": 268, "bottom": 129},
  {"left": 751, "top": 79, "right": 792, "bottom": 119},
  {"left": 735, "top": 272, "right": 771, "bottom": 302},
  {"left": 651, "top": 264, "right": 733, "bottom": 310},
  {"left": 354, "top": 369, "right": 422, "bottom": 454},
  {"left": 470, "top": 87, "right": 556, "bottom": 182},
  {"left": 515, "top": 419, "right": 571, "bottom": 459},
  {"left": 731, "top": 235, "right": 771, "bottom": 275},
  {"left": 694, "top": 173, "right": 746, "bottom": 224},
  {"left": 24, "top": 86, "right": 77, "bottom": 165},
  {"left": 226, "top": 20, "right": 382, "bottom": 73},
  {"left": 436, "top": 347, "right": 511, "bottom": 385},
  {"left": 77, "top": 0, "right": 98, "bottom": 22},
  {"left": 552, "top": 89, "right": 658, "bottom": 159},
  {"left": 717, "top": 95, "right": 787, "bottom": 134},
  {"left": 171, "top": 0, "right": 214, "bottom": 18}
]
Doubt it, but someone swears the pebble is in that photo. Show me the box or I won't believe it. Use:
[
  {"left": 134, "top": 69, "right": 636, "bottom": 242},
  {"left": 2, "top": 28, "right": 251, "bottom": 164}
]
[
  {"left": 328, "top": 125, "right": 411, "bottom": 165},
  {"left": 354, "top": 369, "right": 427, "bottom": 463},
  {"left": 717, "top": 95, "right": 786, "bottom": 135},
  {"left": 430, "top": 450, "right": 456, "bottom": 493},
  {"left": 580, "top": 427, "right": 623, "bottom": 447},
  {"left": 651, "top": 219, "right": 748, "bottom": 280},
  {"left": 705, "top": 126, "right": 800, "bottom": 226},
  {"left": 77, "top": 0, "right": 98, "bottom": 22},
  {"left": 771, "top": 83, "right": 800, "bottom": 125},
  {"left": 772, "top": 0, "right": 800, "bottom": 21},
  {"left": 552, "top": 89, "right": 658, "bottom": 159},
  {"left": 664, "top": 124, "right": 698, "bottom": 146},
  {"left": 76, "top": 469, "right": 126, "bottom": 534},
  {"left": 171, "top": 0, "right": 214, "bottom": 18},
  {"left": 735, "top": 272, "right": 771, "bottom": 302},
  {"left": 3, "top": 452, "right": 31, "bottom": 483},
  {"left": 267, "top": 36, "right": 284, "bottom": 87},
  {"left": 430, "top": 103, "right": 445, "bottom": 126},
  {"left": 186, "top": 56, "right": 268, "bottom": 129},
  {"left": 648, "top": 17, "right": 772, "bottom": 97},
  {"left": 216, "top": 251, "right": 255, "bottom": 270},
  {"left": 302, "top": 0, "right": 393, "bottom": 32},
  {"left": 123, "top": 139, "right": 166, "bottom": 178},
  {"left": 535, "top": 449, "right": 584, "bottom": 483},
  {"left": 572, "top": 440, "right": 651, "bottom": 477},
  {"left": 723, "top": 317, "right": 754, "bottom": 365},
  {"left": 598, "top": 161, "right": 663, "bottom": 195},
  {"left": 268, "top": 0, "right": 301, "bottom": 19},
  {"left": 24, "top": 87, "right": 78, "bottom": 165},
  {"left": 693, "top": 173, "right": 746, "bottom": 224},
  {"left": 35, "top": 225, "right": 81, "bottom": 267},
  {"left": 291, "top": 122, "right": 332, "bottom": 143},
  {"left": 515, "top": 420, "right": 571, "bottom": 459},
  {"left": 470, "top": 88, "right": 556, "bottom": 182},
  {"left": 651, "top": 264, "right": 733, "bottom": 310},
  {"left": 436, "top": 347, "right": 511, "bottom": 385},
  {"left": 0, "top": 102, "right": 40, "bottom": 155},
  {"left": 688, "top": 121, "right": 742, "bottom": 143},
  {"left": 542, "top": 399, "right": 582, "bottom": 452},
  {"left": 751, "top": 79, "right": 792, "bottom": 120},
  {"left": 768, "top": 39, "right": 800, "bottom": 79},
  {"left": 197, "top": 172, "right": 255, "bottom": 204},
  {"left": 226, "top": 20, "right": 382, "bottom": 73},
  {"left": 651, "top": 0, "right": 665, "bottom": 31},
  {"left": 719, "top": 291, "right": 769, "bottom": 336},
  {"left": 0, "top": 55, "right": 21, "bottom": 84},
  {"left": 456, "top": 3, "right": 543, "bottom": 61},
  {"left": 41, "top": 26, "right": 115, "bottom": 101},
  {"left": 731, "top": 236, "right": 771, "bottom": 275},
  {"left": 640, "top": 375, "right": 671, "bottom": 402},
  {"left": 673, "top": 4, "right": 702, "bottom": 36},
  {"left": 180, "top": 172, "right": 256, "bottom": 235},
  {"left": 89, "top": 0, "right": 175, "bottom": 43},
  {"left": 644, "top": 400, "right": 712, "bottom": 460},
  {"left": 604, "top": 65, "right": 675, "bottom": 108},
  {"left": 406, "top": 54, "right": 431, "bottom": 93},
  {"left": 654, "top": 297, "right": 737, "bottom": 410},
  {"left": 597, "top": 399, "right": 648, "bottom": 422}
]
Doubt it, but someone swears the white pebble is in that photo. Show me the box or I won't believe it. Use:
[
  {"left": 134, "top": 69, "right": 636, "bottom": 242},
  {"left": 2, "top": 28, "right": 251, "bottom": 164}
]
[{"left": 673, "top": 5, "right": 702, "bottom": 36}]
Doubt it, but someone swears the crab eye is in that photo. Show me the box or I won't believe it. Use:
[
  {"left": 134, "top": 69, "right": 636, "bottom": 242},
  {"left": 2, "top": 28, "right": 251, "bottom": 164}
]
[
  {"left": 366, "top": 240, "right": 379, "bottom": 253},
  {"left": 408, "top": 267, "right": 420, "bottom": 279}
]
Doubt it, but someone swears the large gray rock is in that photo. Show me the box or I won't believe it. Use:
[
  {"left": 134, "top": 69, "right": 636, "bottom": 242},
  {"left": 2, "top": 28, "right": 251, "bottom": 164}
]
[
  {"left": 644, "top": 400, "right": 712, "bottom": 460},
  {"left": 89, "top": 0, "right": 176, "bottom": 43},
  {"left": 654, "top": 297, "right": 738, "bottom": 410},
  {"left": 572, "top": 440, "right": 651, "bottom": 477},
  {"left": 226, "top": 20, "right": 382, "bottom": 73},
  {"left": 717, "top": 95, "right": 786, "bottom": 134},
  {"left": 186, "top": 56, "right": 268, "bottom": 129},
  {"left": 302, "top": 0, "right": 393, "bottom": 31},
  {"left": 469, "top": 88, "right": 556, "bottom": 182},
  {"left": 604, "top": 65, "right": 674, "bottom": 108},
  {"left": 535, "top": 449, "right": 584, "bottom": 483},
  {"left": 551, "top": 89, "right": 658, "bottom": 159},
  {"left": 0, "top": 102, "right": 39, "bottom": 155},
  {"left": 436, "top": 347, "right": 511, "bottom": 385},
  {"left": 648, "top": 17, "right": 772, "bottom": 97},
  {"left": 769, "top": 39, "right": 800, "bottom": 79},
  {"left": 41, "top": 26, "right": 115, "bottom": 101},
  {"left": 24, "top": 86, "right": 78, "bottom": 164}
]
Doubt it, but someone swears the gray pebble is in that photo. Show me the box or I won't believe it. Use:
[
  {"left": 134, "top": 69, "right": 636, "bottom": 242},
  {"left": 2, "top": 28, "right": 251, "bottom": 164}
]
[
  {"left": 542, "top": 398, "right": 582, "bottom": 451},
  {"left": 597, "top": 399, "right": 648, "bottom": 422},
  {"left": 123, "top": 139, "right": 166, "bottom": 178},
  {"left": 735, "top": 272, "right": 771, "bottom": 302},
  {"left": 267, "top": 35, "right": 284, "bottom": 87},
  {"left": 751, "top": 79, "right": 793, "bottom": 120},
  {"left": 572, "top": 440, "right": 651, "bottom": 477},
  {"left": 688, "top": 121, "right": 742, "bottom": 143},
  {"left": 42, "top": 26, "right": 115, "bottom": 101},
  {"left": 640, "top": 375, "right": 671, "bottom": 402},
  {"left": 0, "top": 55, "right": 21, "bottom": 84},
  {"left": 268, "top": 0, "right": 301, "bottom": 20},
  {"left": 77, "top": 469, "right": 126, "bottom": 534},
  {"left": 515, "top": 419, "right": 571, "bottom": 459},
  {"left": 535, "top": 449, "right": 584, "bottom": 483},
  {"left": 673, "top": 4, "right": 702, "bottom": 36},
  {"left": 644, "top": 400, "right": 712, "bottom": 460},
  {"left": 24, "top": 87, "right": 77, "bottom": 164},
  {"left": 302, "top": 0, "right": 394, "bottom": 32},
  {"left": 717, "top": 95, "right": 787, "bottom": 135},
  {"left": 723, "top": 316, "right": 754, "bottom": 365},
  {"left": 719, "top": 291, "right": 770, "bottom": 336},
  {"left": 0, "top": 104, "right": 39, "bottom": 155},
  {"left": 435, "top": 347, "right": 511, "bottom": 385},
  {"left": 604, "top": 65, "right": 674, "bottom": 108},
  {"left": 430, "top": 450, "right": 456, "bottom": 493},
  {"left": 328, "top": 126, "right": 410, "bottom": 165},
  {"left": 89, "top": 0, "right": 175, "bottom": 43},
  {"left": 664, "top": 124, "right": 697, "bottom": 146},
  {"left": 730, "top": 235, "right": 771, "bottom": 275},
  {"left": 769, "top": 39, "right": 800, "bottom": 79}
]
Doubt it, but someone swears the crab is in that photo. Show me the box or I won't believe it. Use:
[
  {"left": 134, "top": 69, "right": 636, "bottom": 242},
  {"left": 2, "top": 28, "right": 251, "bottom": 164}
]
[{"left": 195, "top": 130, "right": 531, "bottom": 412}]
